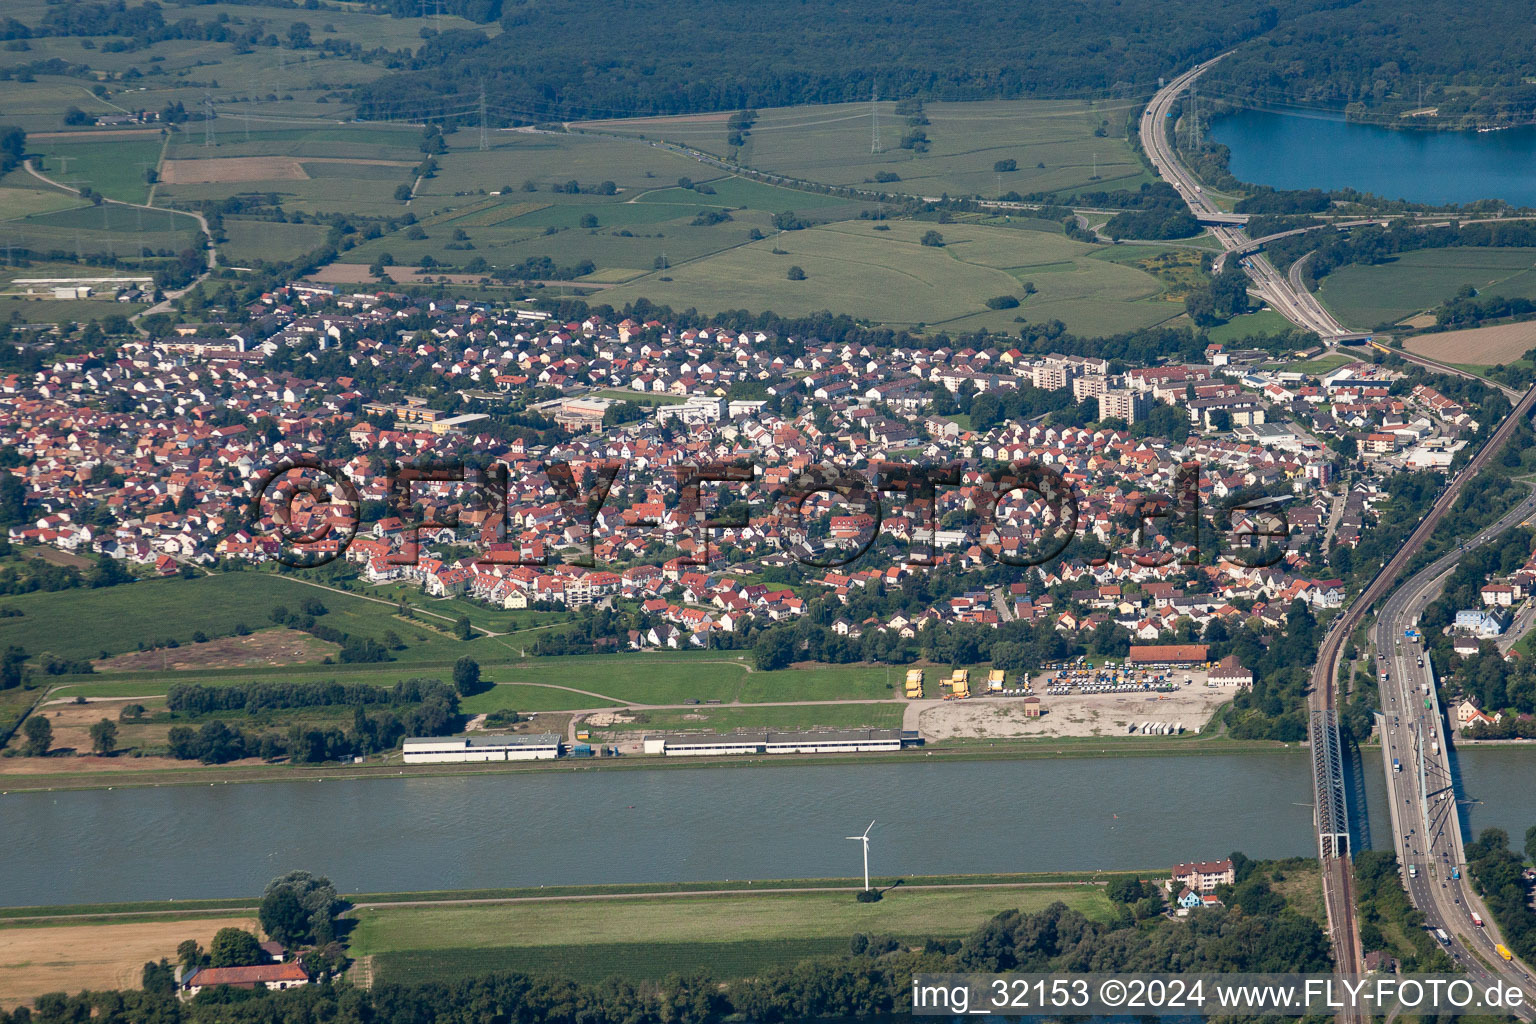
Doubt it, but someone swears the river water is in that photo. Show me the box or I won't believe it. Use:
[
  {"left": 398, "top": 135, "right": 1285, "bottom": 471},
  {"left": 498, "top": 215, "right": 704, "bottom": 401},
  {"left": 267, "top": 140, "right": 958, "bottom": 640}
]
[
  {"left": 3, "top": 748, "right": 1532, "bottom": 906},
  {"left": 1210, "top": 109, "right": 1536, "bottom": 208}
]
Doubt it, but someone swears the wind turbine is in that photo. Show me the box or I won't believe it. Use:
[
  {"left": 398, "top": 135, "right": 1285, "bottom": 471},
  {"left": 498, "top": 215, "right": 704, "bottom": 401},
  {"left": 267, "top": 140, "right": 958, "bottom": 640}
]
[{"left": 845, "top": 820, "right": 875, "bottom": 891}]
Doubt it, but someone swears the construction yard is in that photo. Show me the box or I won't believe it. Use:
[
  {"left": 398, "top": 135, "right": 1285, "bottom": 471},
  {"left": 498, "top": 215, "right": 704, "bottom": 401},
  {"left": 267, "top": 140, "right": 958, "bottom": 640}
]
[{"left": 911, "top": 683, "right": 1229, "bottom": 742}]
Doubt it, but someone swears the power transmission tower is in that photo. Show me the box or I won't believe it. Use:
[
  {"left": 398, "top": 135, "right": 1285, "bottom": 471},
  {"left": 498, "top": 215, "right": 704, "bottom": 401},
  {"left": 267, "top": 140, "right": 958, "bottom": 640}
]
[
  {"left": 479, "top": 83, "right": 489, "bottom": 151},
  {"left": 203, "top": 90, "right": 216, "bottom": 148},
  {"left": 870, "top": 84, "right": 880, "bottom": 154}
]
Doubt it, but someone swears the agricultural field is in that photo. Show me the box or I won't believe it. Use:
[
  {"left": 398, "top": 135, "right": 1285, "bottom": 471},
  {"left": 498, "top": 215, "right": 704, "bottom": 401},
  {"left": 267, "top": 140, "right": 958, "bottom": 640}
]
[
  {"left": 1317, "top": 247, "right": 1536, "bottom": 328},
  {"left": 578, "top": 97, "right": 1151, "bottom": 200},
  {"left": 220, "top": 219, "right": 330, "bottom": 265},
  {"left": 2, "top": 201, "right": 200, "bottom": 262},
  {"left": 598, "top": 218, "right": 1177, "bottom": 335},
  {"left": 0, "top": 2, "right": 489, "bottom": 132},
  {"left": 0, "top": 914, "right": 261, "bottom": 1005},
  {"left": 33, "top": 137, "right": 167, "bottom": 204},
  {"left": 341, "top": 145, "right": 870, "bottom": 286},
  {"left": 0, "top": 572, "right": 907, "bottom": 719},
  {"left": 0, "top": 573, "right": 313, "bottom": 662},
  {"left": 1405, "top": 320, "right": 1536, "bottom": 366},
  {"left": 353, "top": 884, "right": 1116, "bottom": 984}
]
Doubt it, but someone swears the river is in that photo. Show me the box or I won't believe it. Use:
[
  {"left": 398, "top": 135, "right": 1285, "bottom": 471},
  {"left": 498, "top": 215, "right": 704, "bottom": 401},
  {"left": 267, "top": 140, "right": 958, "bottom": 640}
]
[
  {"left": 1210, "top": 109, "right": 1536, "bottom": 208},
  {"left": 3, "top": 747, "right": 1533, "bottom": 906}
]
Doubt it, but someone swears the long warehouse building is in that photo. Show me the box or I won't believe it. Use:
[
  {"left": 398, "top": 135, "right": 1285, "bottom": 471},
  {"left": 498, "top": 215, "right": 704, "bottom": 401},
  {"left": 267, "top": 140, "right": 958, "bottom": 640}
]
[
  {"left": 643, "top": 729, "right": 911, "bottom": 757},
  {"left": 403, "top": 732, "right": 562, "bottom": 763}
]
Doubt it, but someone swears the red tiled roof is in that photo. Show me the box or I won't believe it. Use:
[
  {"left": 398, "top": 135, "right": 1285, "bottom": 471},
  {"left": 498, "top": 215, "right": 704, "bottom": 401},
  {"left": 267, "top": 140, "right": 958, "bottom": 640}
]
[{"left": 188, "top": 963, "right": 307, "bottom": 987}]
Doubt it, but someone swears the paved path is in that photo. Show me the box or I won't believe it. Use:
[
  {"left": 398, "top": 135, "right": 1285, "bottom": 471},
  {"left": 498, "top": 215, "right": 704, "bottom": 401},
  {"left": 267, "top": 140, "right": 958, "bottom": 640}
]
[{"left": 23, "top": 158, "right": 218, "bottom": 326}]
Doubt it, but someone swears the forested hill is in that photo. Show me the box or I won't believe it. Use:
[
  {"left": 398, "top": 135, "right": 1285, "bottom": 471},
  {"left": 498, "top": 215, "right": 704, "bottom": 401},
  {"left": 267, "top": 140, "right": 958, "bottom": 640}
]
[
  {"left": 352, "top": 0, "right": 1309, "bottom": 121},
  {"left": 1203, "top": 0, "right": 1536, "bottom": 127}
]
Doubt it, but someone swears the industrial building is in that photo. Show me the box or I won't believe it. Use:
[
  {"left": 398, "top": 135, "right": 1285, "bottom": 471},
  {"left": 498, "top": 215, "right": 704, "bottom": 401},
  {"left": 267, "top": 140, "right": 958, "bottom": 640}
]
[
  {"left": 403, "top": 732, "right": 562, "bottom": 763},
  {"left": 642, "top": 729, "right": 911, "bottom": 757}
]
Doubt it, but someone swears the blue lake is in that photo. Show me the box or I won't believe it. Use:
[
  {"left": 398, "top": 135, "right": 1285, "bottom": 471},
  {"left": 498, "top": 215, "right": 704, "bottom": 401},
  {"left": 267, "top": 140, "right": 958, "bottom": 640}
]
[{"left": 1211, "top": 109, "right": 1536, "bottom": 207}]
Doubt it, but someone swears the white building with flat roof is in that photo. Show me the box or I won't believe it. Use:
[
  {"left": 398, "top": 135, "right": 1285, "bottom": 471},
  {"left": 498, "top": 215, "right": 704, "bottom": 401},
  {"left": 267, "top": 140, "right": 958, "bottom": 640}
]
[{"left": 403, "top": 732, "right": 562, "bottom": 763}]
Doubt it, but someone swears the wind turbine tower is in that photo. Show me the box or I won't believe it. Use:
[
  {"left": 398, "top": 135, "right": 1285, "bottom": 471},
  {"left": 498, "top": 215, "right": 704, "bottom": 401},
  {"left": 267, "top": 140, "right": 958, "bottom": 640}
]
[{"left": 845, "top": 820, "right": 874, "bottom": 891}]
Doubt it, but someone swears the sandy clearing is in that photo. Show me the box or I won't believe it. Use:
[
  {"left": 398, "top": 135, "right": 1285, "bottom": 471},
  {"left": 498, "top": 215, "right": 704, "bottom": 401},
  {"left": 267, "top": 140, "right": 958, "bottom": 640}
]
[
  {"left": 915, "top": 685, "right": 1231, "bottom": 741},
  {"left": 1405, "top": 321, "right": 1536, "bottom": 365},
  {"left": 0, "top": 915, "right": 259, "bottom": 1004},
  {"left": 160, "top": 157, "right": 309, "bottom": 184},
  {"left": 94, "top": 631, "right": 336, "bottom": 673}
]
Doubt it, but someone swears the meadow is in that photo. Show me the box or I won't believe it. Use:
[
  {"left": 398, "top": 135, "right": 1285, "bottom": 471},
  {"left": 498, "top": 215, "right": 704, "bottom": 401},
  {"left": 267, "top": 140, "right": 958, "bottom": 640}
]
[
  {"left": 34, "top": 137, "right": 167, "bottom": 204},
  {"left": 578, "top": 97, "right": 1151, "bottom": 200},
  {"left": 1317, "top": 247, "right": 1536, "bottom": 328},
  {"left": 353, "top": 884, "right": 1116, "bottom": 983},
  {"left": 598, "top": 217, "right": 1177, "bottom": 335},
  {"left": 0, "top": 570, "right": 908, "bottom": 721},
  {"left": 1206, "top": 309, "right": 1298, "bottom": 344}
]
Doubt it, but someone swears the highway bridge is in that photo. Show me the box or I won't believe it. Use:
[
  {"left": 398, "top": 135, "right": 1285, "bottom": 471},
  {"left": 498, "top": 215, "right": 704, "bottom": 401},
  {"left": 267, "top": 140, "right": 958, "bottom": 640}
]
[{"left": 1305, "top": 377, "right": 1536, "bottom": 1019}]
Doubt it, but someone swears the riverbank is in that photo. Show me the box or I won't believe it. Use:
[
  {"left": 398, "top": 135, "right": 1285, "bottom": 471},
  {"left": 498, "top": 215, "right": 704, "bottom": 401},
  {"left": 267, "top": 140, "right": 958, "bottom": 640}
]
[
  {"left": 0, "top": 871, "right": 1145, "bottom": 1003},
  {"left": 0, "top": 733, "right": 1296, "bottom": 793}
]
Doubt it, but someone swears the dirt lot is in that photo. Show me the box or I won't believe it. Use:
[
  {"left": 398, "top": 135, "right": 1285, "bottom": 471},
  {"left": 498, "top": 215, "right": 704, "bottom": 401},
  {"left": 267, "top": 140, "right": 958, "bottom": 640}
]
[
  {"left": 0, "top": 915, "right": 259, "bottom": 1004},
  {"left": 1406, "top": 321, "right": 1536, "bottom": 365},
  {"left": 160, "top": 157, "right": 414, "bottom": 184},
  {"left": 23, "top": 547, "right": 93, "bottom": 569},
  {"left": 160, "top": 157, "right": 310, "bottom": 184},
  {"left": 94, "top": 630, "right": 336, "bottom": 672},
  {"left": 912, "top": 683, "right": 1233, "bottom": 741}
]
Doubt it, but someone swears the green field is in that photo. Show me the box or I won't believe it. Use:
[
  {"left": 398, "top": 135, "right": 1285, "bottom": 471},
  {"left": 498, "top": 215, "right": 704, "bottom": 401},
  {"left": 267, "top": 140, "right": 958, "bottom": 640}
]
[
  {"left": 1285, "top": 351, "right": 1357, "bottom": 374},
  {"left": 0, "top": 572, "right": 904, "bottom": 717},
  {"left": 0, "top": 574, "right": 307, "bottom": 661},
  {"left": 352, "top": 884, "right": 1116, "bottom": 983},
  {"left": 1317, "top": 247, "right": 1536, "bottom": 328},
  {"left": 2, "top": 201, "right": 200, "bottom": 261},
  {"left": 580, "top": 97, "right": 1150, "bottom": 200},
  {"left": 220, "top": 220, "right": 330, "bottom": 264},
  {"left": 1205, "top": 308, "right": 1297, "bottom": 343},
  {"left": 371, "top": 938, "right": 848, "bottom": 985},
  {"left": 585, "top": 702, "right": 907, "bottom": 733},
  {"left": 35, "top": 138, "right": 166, "bottom": 205},
  {"left": 598, "top": 218, "right": 1176, "bottom": 335}
]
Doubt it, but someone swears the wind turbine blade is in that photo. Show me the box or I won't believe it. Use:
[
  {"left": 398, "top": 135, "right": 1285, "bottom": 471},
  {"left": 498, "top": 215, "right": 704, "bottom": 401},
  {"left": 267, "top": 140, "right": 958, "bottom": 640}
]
[{"left": 863, "top": 820, "right": 875, "bottom": 838}]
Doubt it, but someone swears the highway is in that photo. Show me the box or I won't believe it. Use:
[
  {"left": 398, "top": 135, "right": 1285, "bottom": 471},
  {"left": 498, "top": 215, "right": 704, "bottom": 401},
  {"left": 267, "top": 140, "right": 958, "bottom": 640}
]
[
  {"left": 1139, "top": 59, "right": 1357, "bottom": 341},
  {"left": 1304, "top": 376, "right": 1536, "bottom": 1017},
  {"left": 1375, "top": 486, "right": 1536, "bottom": 1019}
]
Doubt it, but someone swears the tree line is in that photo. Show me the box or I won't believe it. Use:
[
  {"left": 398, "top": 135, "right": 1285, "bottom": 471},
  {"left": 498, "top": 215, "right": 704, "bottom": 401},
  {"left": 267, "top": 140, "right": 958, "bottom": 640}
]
[
  {"left": 1466, "top": 828, "right": 1536, "bottom": 963},
  {"left": 6, "top": 861, "right": 1330, "bottom": 1024},
  {"left": 164, "top": 680, "right": 459, "bottom": 764},
  {"left": 350, "top": 0, "right": 1306, "bottom": 122}
]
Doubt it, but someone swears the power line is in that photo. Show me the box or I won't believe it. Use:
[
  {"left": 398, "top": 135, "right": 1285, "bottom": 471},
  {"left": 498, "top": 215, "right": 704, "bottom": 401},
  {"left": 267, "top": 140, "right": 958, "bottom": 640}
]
[
  {"left": 479, "top": 83, "right": 489, "bottom": 151},
  {"left": 870, "top": 84, "right": 880, "bottom": 154}
]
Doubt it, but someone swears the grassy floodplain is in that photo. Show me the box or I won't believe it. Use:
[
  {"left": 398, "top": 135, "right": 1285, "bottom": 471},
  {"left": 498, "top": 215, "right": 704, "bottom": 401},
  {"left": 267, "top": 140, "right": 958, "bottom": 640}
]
[{"left": 350, "top": 882, "right": 1120, "bottom": 984}]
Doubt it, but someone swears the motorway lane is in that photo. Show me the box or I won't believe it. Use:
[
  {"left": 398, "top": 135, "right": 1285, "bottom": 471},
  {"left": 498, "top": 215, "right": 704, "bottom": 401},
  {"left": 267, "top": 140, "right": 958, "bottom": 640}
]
[
  {"left": 1301, "top": 379, "right": 1536, "bottom": 1016},
  {"left": 1373, "top": 487, "right": 1536, "bottom": 1017},
  {"left": 1139, "top": 60, "right": 1353, "bottom": 340}
]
